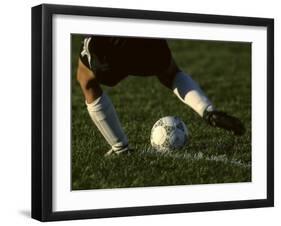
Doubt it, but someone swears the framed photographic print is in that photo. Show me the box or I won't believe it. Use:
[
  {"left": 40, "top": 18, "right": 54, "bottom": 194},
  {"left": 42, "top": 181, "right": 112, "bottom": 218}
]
[{"left": 31, "top": 4, "right": 274, "bottom": 222}]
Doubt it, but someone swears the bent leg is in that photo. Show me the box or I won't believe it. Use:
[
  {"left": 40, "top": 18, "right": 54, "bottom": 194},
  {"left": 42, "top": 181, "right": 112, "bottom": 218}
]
[
  {"left": 156, "top": 58, "right": 244, "bottom": 135},
  {"left": 157, "top": 58, "right": 213, "bottom": 117},
  {"left": 77, "top": 59, "right": 103, "bottom": 103},
  {"left": 76, "top": 59, "right": 129, "bottom": 153}
]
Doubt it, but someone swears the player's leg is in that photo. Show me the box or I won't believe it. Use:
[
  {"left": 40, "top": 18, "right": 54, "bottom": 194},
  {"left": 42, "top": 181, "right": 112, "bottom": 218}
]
[
  {"left": 157, "top": 59, "right": 214, "bottom": 117},
  {"left": 156, "top": 58, "right": 245, "bottom": 136},
  {"left": 76, "top": 58, "right": 129, "bottom": 155},
  {"left": 77, "top": 59, "right": 102, "bottom": 103}
]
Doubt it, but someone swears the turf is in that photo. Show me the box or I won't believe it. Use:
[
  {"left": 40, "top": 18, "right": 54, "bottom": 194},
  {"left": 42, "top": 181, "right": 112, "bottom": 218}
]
[{"left": 71, "top": 35, "right": 251, "bottom": 190}]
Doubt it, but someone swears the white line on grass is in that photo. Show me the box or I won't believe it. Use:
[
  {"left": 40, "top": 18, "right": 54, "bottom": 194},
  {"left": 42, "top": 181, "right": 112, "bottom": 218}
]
[{"left": 140, "top": 149, "right": 251, "bottom": 169}]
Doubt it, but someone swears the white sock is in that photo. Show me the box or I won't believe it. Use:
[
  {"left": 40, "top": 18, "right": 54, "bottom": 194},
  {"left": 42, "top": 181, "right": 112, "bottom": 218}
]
[
  {"left": 86, "top": 92, "right": 128, "bottom": 150},
  {"left": 172, "top": 71, "right": 214, "bottom": 117}
]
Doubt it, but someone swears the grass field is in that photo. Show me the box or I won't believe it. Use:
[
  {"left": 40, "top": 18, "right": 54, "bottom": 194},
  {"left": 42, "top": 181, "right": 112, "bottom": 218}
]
[{"left": 71, "top": 35, "right": 251, "bottom": 190}]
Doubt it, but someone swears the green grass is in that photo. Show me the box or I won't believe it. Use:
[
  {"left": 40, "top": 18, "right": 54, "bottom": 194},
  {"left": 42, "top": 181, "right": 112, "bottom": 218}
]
[{"left": 71, "top": 35, "right": 251, "bottom": 190}]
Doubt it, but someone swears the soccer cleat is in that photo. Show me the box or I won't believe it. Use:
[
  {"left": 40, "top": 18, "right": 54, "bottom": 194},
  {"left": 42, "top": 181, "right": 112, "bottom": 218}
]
[
  {"left": 203, "top": 110, "right": 245, "bottom": 136},
  {"left": 104, "top": 145, "right": 132, "bottom": 157}
]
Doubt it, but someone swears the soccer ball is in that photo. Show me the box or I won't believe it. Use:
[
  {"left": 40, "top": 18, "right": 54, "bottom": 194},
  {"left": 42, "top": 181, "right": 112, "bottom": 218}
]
[{"left": 150, "top": 116, "right": 188, "bottom": 152}]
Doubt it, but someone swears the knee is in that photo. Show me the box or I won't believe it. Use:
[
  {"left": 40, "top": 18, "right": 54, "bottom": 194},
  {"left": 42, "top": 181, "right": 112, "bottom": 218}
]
[
  {"left": 76, "top": 62, "right": 99, "bottom": 90},
  {"left": 157, "top": 59, "right": 180, "bottom": 88},
  {"left": 78, "top": 74, "right": 98, "bottom": 90}
]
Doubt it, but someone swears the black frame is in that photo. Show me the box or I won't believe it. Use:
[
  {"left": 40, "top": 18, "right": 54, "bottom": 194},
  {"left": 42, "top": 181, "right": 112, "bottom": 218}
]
[{"left": 32, "top": 3, "right": 274, "bottom": 222}]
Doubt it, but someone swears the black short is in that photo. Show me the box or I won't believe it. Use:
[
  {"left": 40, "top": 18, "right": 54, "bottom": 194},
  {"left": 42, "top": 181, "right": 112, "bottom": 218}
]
[{"left": 79, "top": 36, "right": 172, "bottom": 80}]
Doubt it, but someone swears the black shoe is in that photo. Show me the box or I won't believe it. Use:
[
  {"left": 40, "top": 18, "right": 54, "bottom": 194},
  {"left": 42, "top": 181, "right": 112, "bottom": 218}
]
[{"left": 203, "top": 110, "right": 245, "bottom": 136}]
